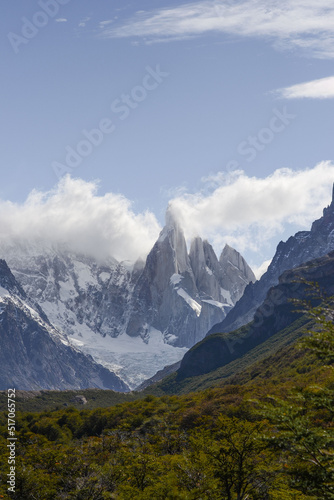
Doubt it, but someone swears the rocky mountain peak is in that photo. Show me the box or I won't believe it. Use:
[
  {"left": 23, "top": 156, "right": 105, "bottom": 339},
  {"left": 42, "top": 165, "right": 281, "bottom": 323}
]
[
  {"left": 203, "top": 240, "right": 221, "bottom": 273},
  {"left": 219, "top": 244, "right": 254, "bottom": 279},
  {"left": 0, "top": 259, "right": 26, "bottom": 298},
  {"left": 189, "top": 237, "right": 206, "bottom": 276},
  {"left": 0, "top": 259, "right": 128, "bottom": 391},
  {"left": 165, "top": 204, "right": 179, "bottom": 228},
  {"left": 0, "top": 208, "right": 255, "bottom": 387},
  {"left": 189, "top": 237, "right": 222, "bottom": 301},
  {"left": 157, "top": 207, "right": 192, "bottom": 276},
  {"left": 126, "top": 211, "right": 255, "bottom": 348},
  {"left": 311, "top": 182, "right": 334, "bottom": 233},
  {"left": 219, "top": 244, "right": 256, "bottom": 303},
  {"left": 211, "top": 186, "right": 334, "bottom": 335}
]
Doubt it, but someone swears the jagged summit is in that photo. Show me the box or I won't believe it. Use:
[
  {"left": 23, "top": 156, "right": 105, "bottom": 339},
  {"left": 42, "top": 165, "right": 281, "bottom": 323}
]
[
  {"left": 220, "top": 243, "right": 254, "bottom": 275},
  {"left": 126, "top": 212, "right": 255, "bottom": 347},
  {"left": 158, "top": 205, "right": 184, "bottom": 243},
  {"left": 321, "top": 181, "right": 334, "bottom": 213},
  {"left": 210, "top": 187, "right": 334, "bottom": 335},
  {"left": 157, "top": 209, "right": 190, "bottom": 273},
  {"left": 219, "top": 244, "right": 256, "bottom": 303},
  {"left": 155, "top": 208, "right": 192, "bottom": 276},
  {"left": 311, "top": 183, "right": 334, "bottom": 232},
  {"left": 165, "top": 204, "right": 181, "bottom": 228},
  {"left": 0, "top": 207, "right": 255, "bottom": 387},
  {"left": 189, "top": 237, "right": 222, "bottom": 302}
]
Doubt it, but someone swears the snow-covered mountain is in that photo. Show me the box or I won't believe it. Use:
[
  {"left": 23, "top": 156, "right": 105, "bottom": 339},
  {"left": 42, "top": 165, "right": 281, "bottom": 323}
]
[
  {"left": 127, "top": 211, "right": 255, "bottom": 348},
  {"left": 0, "top": 212, "right": 255, "bottom": 389},
  {"left": 0, "top": 259, "right": 128, "bottom": 391}
]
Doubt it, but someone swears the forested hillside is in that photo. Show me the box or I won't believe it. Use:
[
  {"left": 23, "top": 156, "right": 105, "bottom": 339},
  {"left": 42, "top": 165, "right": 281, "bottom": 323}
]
[{"left": 0, "top": 290, "right": 333, "bottom": 499}]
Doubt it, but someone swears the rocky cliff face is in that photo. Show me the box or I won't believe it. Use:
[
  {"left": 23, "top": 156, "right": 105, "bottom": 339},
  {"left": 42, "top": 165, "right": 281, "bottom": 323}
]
[
  {"left": 0, "top": 212, "right": 254, "bottom": 388},
  {"left": 209, "top": 191, "right": 334, "bottom": 335},
  {"left": 126, "top": 211, "right": 254, "bottom": 347},
  {"left": 3, "top": 246, "right": 134, "bottom": 340},
  {"left": 219, "top": 244, "right": 256, "bottom": 303},
  {"left": 178, "top": 251, "right": 334, "bottom": 381},
  {"left": 0, "top": 260, "right": 128, "bottom": 391}
]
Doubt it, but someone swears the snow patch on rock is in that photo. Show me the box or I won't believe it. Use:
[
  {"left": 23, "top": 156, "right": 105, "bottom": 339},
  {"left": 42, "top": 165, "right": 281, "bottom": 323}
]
[{"left": 177, "top": 288, "right": 202, "bottom": 317}]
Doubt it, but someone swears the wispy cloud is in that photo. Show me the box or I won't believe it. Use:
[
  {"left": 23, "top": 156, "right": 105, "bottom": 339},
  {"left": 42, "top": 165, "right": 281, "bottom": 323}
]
[
  {"left": 276, "top": 75, "right": 334, "bottom": 99},
  {"left": 169, "top": 161, "right": 334, "bottom": 255},
  {"left": 99, "top": 20, "right": 114, "bottom": 28},
  {"left": 55, "top": 18, "right": 67, "bottom": 23},
  {"left": 99, "top": 0, "right": 334, "bottom": 58},
  {"left": 79, "top": 17, "right": 91, "bottom": 28}
]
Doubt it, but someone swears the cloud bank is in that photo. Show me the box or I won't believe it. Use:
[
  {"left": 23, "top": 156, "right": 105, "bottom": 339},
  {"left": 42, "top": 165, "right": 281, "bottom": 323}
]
[
  {"left": 169, "top": 161, "right": 334, "bottom": 256},
  {"left": 100, "top": 0, "right": 334, "bottom": 58},
  {"left": 276, "top": 75, "right": 334, "bottom": 99},
  {"left": 0, "top": 164, "right": 333, "bottom": 269},
  {"left": 0, "top": 176, "right": 161, "bottom": 262}
]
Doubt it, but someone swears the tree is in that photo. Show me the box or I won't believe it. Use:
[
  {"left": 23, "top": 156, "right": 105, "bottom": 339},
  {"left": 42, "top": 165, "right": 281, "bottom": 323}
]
[
  {"left": 261, "top": 283, "right": 334, "bottom": 499},
  {"left": 190, "top": 416, "right": 276, "bottom": 499}
]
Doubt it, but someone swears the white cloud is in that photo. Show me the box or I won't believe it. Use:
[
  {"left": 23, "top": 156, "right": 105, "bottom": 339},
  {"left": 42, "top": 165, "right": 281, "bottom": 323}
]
[
  {"left": 0, "top": 176, "right": 161, "bottom": 263},
  {"left": 276, "top": 75, "right": 334, "bottom": 99},
  {"left": 99, "top": 20, "right": 114, "bottom": 28},
  {"left": 55, "top": 18, "right": 67, "bottom": 23},
  {"left": 79, "top": 17, "right": 91, "bottom": 28},
  {"left": 169, "top": 161, "right": 334, "bottom": 256},
  {"left": 252, "top": 259, "right": 271, "bottom": 279},
  {"left": 100, "top": 0, "right": 334, "bottom": 58},
  {"left": 0, "top": 165, "right": 333, "bottom": 269}
]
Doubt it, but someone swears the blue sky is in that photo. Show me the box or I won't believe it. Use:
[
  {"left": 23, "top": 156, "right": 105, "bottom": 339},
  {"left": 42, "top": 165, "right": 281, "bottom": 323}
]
[{"left": 1, "top": 0, "right": 334, "bottom": 274}]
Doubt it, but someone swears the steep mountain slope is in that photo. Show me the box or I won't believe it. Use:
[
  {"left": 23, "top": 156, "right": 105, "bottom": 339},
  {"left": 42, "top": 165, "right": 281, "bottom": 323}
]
[
  {"left": 0, "top": 259, "right": 128, "bottom": 391},
  {"left": 146, "top": 316, "right": 310, "bottom": 396},
  {"left": 210, "top": 189, "right": 334, "bottom": 334},
  {"left": 3, "top": 244, "right": 133, "bottom": 339},
  {"left": 0, "top": 212, "right": 254, "bottom": 388},
  {"left": 146, "top": 251, "right": 334, "bottom": 395},
  {"left": 0, "top": 246, "right": 182, "bottom": 389},
  {"left": 179, "top": 251, "right": 334, "bottom": 380},
  {"left": 219, "top": 243, "right": 256, "bottom": 303},
  {"left": 126, "top": 211, "right": 254, "bottom": 347}
]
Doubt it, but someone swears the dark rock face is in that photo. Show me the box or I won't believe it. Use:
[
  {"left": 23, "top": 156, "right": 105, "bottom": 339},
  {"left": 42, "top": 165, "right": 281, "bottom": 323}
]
[
  {"left": 0, "top": 259, "right": 26, "bottom": 297},
  {"left": 0, "top": 262, "right": 129, "bottom": 391},
  {"left": 209, "top": 192, "right": 334, "bottom": 335},
  {"left": 177, "top": 251, "right": 334, "bottom": 380}
]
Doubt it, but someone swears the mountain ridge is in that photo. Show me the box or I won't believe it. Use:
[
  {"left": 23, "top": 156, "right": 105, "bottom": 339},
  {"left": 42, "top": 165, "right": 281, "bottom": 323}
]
[
  {"left": 144, "top": 250, "right": 334, "bottom": 395},
  {"left": 208, "top": 187, "right": 334, "bottom": 335},
  {"left": 0, "top": 213, "right": 254, "bottom": 388},
  {"left": 0, "top": 259, "right": 129, "bottom": 391}
]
